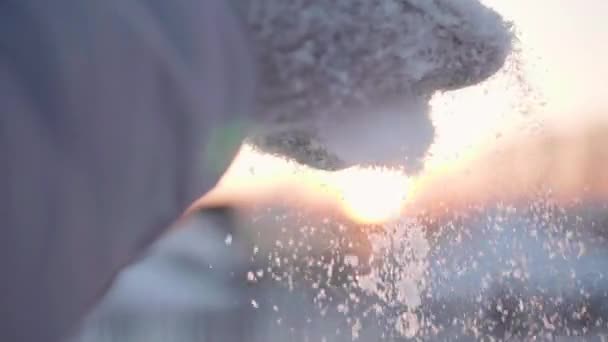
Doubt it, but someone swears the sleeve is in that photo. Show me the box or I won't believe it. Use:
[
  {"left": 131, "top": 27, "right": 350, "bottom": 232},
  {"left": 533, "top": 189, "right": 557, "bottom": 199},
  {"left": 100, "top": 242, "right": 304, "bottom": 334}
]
[{"left": 0, "top": 0, "right": 255, "bottom": 341}]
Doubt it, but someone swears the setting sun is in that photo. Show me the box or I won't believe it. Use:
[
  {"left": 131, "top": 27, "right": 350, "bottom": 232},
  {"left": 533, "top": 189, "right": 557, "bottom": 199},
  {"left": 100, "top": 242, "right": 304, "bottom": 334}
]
[
  {"left": 330, "top": 167, "right": 410, "bottom": 224},
  {"left": 193, "top": 145, "right": 413, "bottom": 225}
]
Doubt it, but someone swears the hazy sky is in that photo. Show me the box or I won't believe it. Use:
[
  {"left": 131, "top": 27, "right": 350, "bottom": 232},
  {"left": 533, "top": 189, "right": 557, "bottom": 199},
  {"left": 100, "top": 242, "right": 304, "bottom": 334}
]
[
  {"left": 490, "top": 0, "right": 608, "bottom": 114},
  {"left": 428, "top": 0, "right": 608, "bottom": 161}
]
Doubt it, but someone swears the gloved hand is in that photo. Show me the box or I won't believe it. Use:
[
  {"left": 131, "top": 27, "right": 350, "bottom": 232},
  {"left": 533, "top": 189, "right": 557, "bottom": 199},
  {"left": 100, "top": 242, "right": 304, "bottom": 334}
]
[{"left": 246, "top": 0, "right": 513, "bottom": 171}]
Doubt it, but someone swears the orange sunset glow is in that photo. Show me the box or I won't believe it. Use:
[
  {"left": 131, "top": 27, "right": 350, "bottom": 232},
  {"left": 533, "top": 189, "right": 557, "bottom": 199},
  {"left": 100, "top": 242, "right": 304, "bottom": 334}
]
[{"left": 193, "top": 116, "right": 608, "bottom": 225}]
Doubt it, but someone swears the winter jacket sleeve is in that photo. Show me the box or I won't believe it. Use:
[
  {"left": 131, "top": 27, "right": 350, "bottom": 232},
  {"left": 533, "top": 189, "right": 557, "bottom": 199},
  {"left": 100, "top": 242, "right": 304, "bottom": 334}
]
[{"left": 0, "top": 1, "right": 255, "bottom": 341}]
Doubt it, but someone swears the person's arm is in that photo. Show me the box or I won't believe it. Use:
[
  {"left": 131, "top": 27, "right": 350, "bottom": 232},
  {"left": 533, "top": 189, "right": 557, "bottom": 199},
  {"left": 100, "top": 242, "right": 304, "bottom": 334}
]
[{"left": 0, "top": 1, "right": 255, "bottom": 341}]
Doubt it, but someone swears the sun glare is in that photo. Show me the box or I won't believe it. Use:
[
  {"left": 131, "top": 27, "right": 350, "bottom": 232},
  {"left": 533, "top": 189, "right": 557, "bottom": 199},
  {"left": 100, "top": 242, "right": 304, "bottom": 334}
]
[
  {"left": 194, "top": 145, "right": 412, "bottom": 225},
  {"left": 331, "top": 167, "right": 411, "bottom": 224}
]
